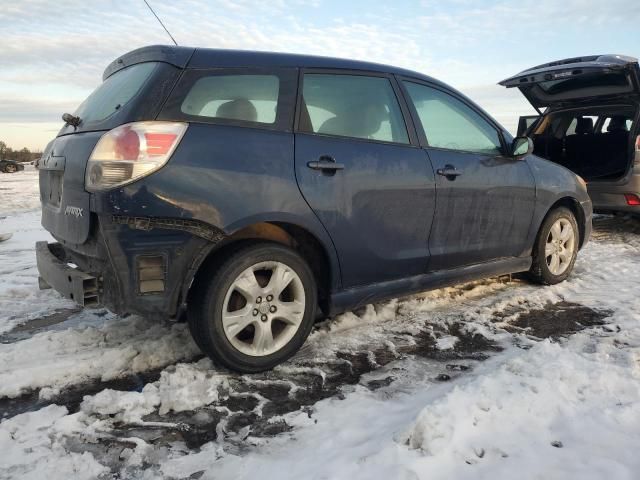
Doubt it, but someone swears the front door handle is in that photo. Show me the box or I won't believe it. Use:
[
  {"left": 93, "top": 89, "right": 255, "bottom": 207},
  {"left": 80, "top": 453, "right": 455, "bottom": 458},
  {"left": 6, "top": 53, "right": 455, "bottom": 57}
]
[
  {"left": 307, "top": 155, "right": 345, "bottom": 173},
  {"left": 436, "top": 165, "right": 462, "bottom": 180}
]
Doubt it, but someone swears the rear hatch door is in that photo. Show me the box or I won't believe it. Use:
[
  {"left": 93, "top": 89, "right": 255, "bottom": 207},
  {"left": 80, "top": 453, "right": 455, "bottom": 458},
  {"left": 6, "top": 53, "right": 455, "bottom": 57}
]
[
  {"left": 499, "top": 55, "right": 640, "bottom": 110},
  {"left": 40, "top": 47, "right": 190, "bottom": 245},
  {"left": 40, "top": 133, "right": 103, "bottom": 245}
]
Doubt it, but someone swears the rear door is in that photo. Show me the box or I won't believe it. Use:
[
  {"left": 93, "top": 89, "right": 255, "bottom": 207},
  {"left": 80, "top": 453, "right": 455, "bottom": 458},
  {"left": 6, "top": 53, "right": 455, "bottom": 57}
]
[
  {"left": 40, "top": 133, "right": 103, "bottom": 245},
  {"left": 400, "top": 80, "right": 536, "bottom": 271},
  {"left": 294, "top": 71, "right": 435, "bottom": 288},
  {"left": 499, "top": 55, "right": 640, "bottom": 110}
]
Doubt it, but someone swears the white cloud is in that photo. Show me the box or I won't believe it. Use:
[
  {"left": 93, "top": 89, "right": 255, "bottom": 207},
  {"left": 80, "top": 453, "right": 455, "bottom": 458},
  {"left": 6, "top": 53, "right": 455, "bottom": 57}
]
[{"left": 0, "top": 0, "right": 637, "bottom": 148}]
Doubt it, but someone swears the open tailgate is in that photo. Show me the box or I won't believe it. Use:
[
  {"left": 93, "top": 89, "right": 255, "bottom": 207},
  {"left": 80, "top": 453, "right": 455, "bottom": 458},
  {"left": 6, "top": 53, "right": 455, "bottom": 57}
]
[{"left": 499, "top": 54, "right": 640, "bottom": 110}]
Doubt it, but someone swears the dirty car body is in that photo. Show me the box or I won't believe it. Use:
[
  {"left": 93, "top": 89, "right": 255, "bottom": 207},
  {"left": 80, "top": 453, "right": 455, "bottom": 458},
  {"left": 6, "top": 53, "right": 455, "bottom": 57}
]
[{"left": 37, "top": 45, "right": 592, "bottom": 371}]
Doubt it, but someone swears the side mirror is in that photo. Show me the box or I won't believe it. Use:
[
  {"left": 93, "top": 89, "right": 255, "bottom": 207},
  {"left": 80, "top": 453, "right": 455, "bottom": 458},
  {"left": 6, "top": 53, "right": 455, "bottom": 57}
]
[{"left": 511, "top": 136, "right": 533, "bottom": 158}]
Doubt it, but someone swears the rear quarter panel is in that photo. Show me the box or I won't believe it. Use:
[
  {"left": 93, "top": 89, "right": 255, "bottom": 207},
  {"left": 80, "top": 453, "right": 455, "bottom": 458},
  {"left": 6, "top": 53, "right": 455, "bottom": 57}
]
[{"left": 91, "top": 124, "right": 342, "bottom": 289}]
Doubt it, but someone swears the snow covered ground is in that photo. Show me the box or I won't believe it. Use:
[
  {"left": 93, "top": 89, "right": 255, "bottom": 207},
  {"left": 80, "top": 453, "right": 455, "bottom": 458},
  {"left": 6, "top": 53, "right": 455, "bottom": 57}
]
[
  {"left": 0, "top": 167, "right": 74, "bottom": 334},
  {"left": 1, "top": 167, "right": 639, "bottom": 480}
]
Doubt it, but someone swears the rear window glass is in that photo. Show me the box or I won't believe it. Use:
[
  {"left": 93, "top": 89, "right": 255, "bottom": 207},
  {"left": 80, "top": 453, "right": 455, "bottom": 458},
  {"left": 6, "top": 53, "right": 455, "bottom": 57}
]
[
  {"left": 180, "top": 75, "right": 279, "bottom": 124},
  {"left": 601, "top": 117, "right": 633, "bottom": 132},
  {"left": 565, "top": 116, "right": 598, "bottom": 135},
  {"left": 74, "top": 62, "right": 157, "bottom": 123}
]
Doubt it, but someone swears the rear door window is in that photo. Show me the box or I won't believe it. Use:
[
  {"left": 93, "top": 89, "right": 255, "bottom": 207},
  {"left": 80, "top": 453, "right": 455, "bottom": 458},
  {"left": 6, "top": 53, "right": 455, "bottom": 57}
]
[
  {"left": 160, "top": 68, "right": 298, "bottom": 131},
  {"left": 299, "top": 74, "right": 409, "bottom": 144}
]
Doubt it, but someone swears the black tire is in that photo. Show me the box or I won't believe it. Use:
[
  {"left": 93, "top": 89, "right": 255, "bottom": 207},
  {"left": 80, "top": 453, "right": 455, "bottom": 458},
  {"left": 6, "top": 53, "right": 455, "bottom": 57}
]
[
  {"left": 188, "top": 242, "right": 318, "bottom": 373},
  {"left": 5, "top": 164, "right": 17, "bottom": 173},
  {"left": 527, "top": 207, "right": 579, "bottom": 285}
]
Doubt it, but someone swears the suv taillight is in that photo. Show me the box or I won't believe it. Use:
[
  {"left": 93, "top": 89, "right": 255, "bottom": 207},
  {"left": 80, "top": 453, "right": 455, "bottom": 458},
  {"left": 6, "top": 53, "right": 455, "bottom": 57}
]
[{"left": 85, "top": 121, "right": 187, "bottom": 191}]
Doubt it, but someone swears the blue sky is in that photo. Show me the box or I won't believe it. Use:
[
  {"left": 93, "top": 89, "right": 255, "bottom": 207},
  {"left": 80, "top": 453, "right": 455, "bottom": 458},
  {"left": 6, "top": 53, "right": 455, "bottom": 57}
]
[{"left": 2, "top": 0, "right": 639, "bottom": 150}]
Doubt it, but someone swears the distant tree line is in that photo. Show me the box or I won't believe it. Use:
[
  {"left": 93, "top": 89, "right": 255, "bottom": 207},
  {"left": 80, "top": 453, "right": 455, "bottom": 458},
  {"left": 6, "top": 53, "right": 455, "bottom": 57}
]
[{"left": 0, "top": 141, "right": 42, "bottom": 162}]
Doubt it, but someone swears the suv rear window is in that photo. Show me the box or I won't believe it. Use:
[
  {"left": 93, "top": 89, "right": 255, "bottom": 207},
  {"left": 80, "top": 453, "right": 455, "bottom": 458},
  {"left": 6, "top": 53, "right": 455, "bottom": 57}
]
[
  {"left": 74, "top": 62, "right": 158, "bottom": 124},
  {"left": 160, "top": 68, "right": 298, "bottom": 131},
  {"left": 181, "top": 75, "right": 279, "bottom": 124}
]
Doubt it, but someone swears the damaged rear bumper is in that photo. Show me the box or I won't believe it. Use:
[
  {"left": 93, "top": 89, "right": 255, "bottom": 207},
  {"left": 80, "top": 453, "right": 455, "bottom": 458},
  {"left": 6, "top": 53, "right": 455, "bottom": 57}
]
[
  {"left": 36, "top": 215, "right": 225, "bottom": 318},
  {"left": 36, "top": 241, "right": 99, "bottom": 306}
]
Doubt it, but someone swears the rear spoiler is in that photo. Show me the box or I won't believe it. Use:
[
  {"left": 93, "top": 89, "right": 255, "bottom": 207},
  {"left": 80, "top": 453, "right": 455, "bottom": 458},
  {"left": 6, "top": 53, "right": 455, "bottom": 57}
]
[{"left": 103, "top": 45, "right": 195, "bottom": 80}]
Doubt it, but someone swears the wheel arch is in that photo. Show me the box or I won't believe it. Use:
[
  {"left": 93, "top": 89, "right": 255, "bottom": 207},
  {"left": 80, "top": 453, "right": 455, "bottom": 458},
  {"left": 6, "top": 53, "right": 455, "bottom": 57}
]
[
  {"left": 542, "top": 196, "right": 587, "bottom": 248},
  {"left": 184, "top": 221, "right": 337, "bottom": 316}
]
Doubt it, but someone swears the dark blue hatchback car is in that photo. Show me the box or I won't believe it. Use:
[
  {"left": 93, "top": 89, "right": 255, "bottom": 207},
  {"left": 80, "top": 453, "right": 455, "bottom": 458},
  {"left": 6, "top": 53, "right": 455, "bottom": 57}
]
[{"left": 37, "top": 45, "right": 592, "bottom": 372}]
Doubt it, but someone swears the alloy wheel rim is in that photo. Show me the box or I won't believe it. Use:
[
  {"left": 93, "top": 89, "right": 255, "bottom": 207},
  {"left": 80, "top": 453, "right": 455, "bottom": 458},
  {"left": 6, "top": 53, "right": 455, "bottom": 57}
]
[
  {"left": 6, "top": 165, "right": 16, "bottom": 172},
  {"left": 545, "top": 218, "right": 576, "bottom": 276},
  {"left": 221, "top": 260, "right": 305, "bottom": 357}
]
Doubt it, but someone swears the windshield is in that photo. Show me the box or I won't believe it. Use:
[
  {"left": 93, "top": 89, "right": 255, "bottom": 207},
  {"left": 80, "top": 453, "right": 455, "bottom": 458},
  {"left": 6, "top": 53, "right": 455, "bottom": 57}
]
[{"left": 73, "top": 62, "right": 158, "bottom": 124}]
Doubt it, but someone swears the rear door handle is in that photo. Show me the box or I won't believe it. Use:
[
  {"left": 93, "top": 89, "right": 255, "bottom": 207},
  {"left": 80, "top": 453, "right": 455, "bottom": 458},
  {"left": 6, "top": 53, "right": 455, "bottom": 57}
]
[
  {"left": 436, "top": 165, "right": 462, "bottom": 180},
  {"left": 307, "top": 156, "right": 345, "bottom": 172}
]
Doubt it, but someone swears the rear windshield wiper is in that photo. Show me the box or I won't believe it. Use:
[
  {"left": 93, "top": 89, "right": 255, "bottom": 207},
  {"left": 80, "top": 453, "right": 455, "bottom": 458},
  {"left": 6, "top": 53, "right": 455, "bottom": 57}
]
[{"left": 62, "top": 112, "right": 81, "bottom": 128}]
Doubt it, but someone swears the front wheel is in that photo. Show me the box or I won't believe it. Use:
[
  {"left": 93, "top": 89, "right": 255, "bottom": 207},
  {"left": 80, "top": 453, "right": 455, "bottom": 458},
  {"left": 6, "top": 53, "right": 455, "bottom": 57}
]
[
  {"left": 4, "top": 164, "right": 17, "bottom": 173},
  {"left": 528, "top": 207, "right": 579, "bottom": 285},
  {"left": 188, "top": 242, "right": 318, "bottom": 373}
]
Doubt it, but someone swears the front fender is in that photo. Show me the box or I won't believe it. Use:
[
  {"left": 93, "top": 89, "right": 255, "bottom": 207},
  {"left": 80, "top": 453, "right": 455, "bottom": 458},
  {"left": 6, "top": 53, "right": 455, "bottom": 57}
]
[{"left": 525, "top": 155, "right": 592, "bottom": 249}]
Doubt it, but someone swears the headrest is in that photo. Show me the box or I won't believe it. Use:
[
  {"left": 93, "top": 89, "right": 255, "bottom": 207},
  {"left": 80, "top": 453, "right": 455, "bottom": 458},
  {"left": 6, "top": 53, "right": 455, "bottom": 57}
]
[
  {"left": 318, "top": 104, "right": 386, "bottom": 138},
  {"left": 607, "top": 116, "right": 628, "bottom": 132},
  {"left": 216, "top": 98, "right": 257, "bottom": 122},
  {"left": 575, "top": 117, "right": 594, "bottom": 135}
]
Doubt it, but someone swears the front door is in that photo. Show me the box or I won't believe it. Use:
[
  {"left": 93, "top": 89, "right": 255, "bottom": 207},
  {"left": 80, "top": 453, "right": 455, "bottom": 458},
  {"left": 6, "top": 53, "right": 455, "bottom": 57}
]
[
  {"left": 401, "top": 81, "right": 536, "bottom": 271},
  {"left": 294, "top": 72, "right": 436, "bottom": 288}
]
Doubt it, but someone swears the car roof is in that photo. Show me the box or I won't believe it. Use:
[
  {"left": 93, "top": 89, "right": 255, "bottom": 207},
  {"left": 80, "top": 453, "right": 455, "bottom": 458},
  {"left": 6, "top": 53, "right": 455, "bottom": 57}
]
[
  {"left": 191, "top": 47, "right": 430, "bottom": 78},
  {"left": 104, "top": 45, "right": 445, "bottom": 86},
  {"left": 103, "top": 45, "right": 507, "bottom": 135}
]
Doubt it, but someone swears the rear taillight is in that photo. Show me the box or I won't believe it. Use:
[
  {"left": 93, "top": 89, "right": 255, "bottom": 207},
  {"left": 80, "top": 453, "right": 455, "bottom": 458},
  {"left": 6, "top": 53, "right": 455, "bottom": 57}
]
[
  {"left": 85, "top": 121, "right": 187, "bottom": 191},
  {"left": 624, "top": 194, "right": 640, "bottom": 206}
]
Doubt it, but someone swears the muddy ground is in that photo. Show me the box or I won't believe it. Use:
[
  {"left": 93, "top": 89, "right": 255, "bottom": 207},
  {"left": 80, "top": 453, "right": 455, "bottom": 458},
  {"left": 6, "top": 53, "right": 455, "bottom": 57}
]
[{"left": 0, "top": 299, "right": 612, "bottom": 468}]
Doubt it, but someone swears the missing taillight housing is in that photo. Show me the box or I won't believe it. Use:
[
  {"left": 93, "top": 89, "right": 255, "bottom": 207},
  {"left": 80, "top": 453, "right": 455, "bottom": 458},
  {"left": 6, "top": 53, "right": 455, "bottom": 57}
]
[
  {"left": 137, "top": 255, "right": 166, "bottom": 294},
  {"left": 86, "top": 121, "right": 187, "bottom": 191}
]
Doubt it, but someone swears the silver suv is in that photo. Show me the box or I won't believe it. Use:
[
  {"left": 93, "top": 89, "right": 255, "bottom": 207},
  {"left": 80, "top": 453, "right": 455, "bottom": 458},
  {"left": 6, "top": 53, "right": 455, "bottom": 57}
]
[{"left": 501, "top": 55, "right": 640, "bottom": 213}]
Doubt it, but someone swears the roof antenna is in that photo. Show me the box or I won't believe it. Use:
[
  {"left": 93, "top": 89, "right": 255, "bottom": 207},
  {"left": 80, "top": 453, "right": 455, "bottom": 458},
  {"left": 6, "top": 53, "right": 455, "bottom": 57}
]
[{"left": 143, "top": 0, "right": 178, "bottom": 46}]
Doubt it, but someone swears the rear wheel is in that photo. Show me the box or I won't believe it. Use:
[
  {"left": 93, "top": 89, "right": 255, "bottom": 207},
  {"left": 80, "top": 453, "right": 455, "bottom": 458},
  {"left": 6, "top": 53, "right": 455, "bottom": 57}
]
[
  {"left": 528, "top": 207, "right": 579, "bottom": 285},
  {"left": 188, "top": 242, "right": 317, "bottom": 373},
  {"left": 4, "top": 164, "right": 17, "bottom": 173}
]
